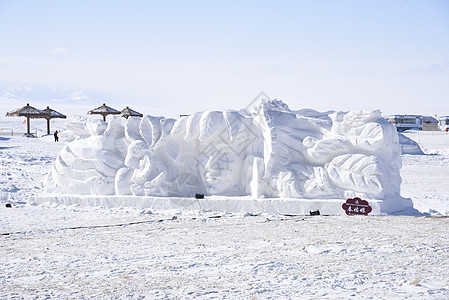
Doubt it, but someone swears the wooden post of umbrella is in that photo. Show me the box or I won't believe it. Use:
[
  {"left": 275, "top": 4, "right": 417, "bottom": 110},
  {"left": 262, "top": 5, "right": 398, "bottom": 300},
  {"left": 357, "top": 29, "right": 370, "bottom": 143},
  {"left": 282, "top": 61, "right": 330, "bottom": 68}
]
[
  {"left": 26, "top": 116, "right": 31, "bottom": 135},
  {"left": 42, "top": 106, "right": 67, "bottom": 135}
]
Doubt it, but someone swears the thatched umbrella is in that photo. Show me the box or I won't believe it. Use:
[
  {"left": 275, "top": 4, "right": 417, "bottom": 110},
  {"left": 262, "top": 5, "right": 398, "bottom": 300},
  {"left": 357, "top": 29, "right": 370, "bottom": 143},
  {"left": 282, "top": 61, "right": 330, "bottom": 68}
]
[
  {"left": 5, "top": 103, "right": 49, "bottom": 135},
  {"left": 87, "top": 103, "right": 121, "bottom": 121},
  {"left": 121, "top": 106, "right": 143, "bottom": 119},
  {"left": 42, "top": 106, "right": 67, "bottom": 135}
]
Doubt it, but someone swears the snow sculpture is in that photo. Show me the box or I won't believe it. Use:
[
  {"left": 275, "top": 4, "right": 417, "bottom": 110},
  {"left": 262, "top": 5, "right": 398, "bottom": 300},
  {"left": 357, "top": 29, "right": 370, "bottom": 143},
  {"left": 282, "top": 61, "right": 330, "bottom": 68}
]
[{"left": 44, "top": 99, "right": 412, "bottom": 213}]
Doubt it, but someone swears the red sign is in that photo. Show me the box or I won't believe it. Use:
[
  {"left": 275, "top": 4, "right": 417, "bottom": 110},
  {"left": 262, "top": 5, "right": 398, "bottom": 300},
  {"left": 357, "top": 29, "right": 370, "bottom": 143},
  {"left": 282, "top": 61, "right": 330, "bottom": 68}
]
[{"left": 342, "top": 197, "right": 372, "bottom": 216}]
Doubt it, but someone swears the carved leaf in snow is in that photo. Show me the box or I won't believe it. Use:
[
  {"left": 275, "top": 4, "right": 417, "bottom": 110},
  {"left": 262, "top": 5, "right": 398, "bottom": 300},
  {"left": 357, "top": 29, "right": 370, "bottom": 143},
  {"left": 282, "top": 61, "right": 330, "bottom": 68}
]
[
  {"left": 154, "top": 118, "right": 177, "bottom": 151},
  {"left": 170, "top": 117, "right": 188, "bottom": 137},
  {"left": 341, "top": 110, "right": 381, "bottom": 127},
  {"left": 223, "top": 111, "right": 243, "bottom": 141},
  {"left": 305, "top": 137, "right": 351, "bottom": 164},
  {"left": 199, "top": 111, "right": 226, "bottom": 141},
  {"left": 139, "top": 115, "right": 164, "bottom": 147},
  {"left": 160, "top": 119, "right": 176, "bottom": 139},
  {"left": 115, "top": 137, "right": 128, "bottom": 158},
  {"left": 184, "top": 112, "right": 202, "bottom": 141},
  {"left": 125, "top": 117, "right": 143, "bottom": 142},
  {"left": 356, "top": 123, "right": 383, "bottom": 139},
  {"left": 150, "top": 117, "right": 163, "bottom": 146},
  {"left": 347, "top": 123, "right": 384, "bottom": 151},
  {"left": 139, "top": 116, "right": 153, "bottom": 146},
  {"left": 327, "top": 154, "right": 383, "bottom": 195}
]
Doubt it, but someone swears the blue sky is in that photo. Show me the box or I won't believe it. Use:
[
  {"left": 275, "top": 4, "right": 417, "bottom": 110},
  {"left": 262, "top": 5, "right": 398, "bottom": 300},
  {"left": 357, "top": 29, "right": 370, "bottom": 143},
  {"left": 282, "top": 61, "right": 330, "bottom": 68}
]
[{"left": 0, "top": 0, "right": 448, "bottom": 118}]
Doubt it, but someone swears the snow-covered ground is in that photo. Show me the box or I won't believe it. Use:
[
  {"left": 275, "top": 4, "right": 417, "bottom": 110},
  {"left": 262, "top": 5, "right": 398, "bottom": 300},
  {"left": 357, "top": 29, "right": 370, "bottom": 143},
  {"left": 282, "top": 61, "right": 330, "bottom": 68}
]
[
  {"left": 400, "top": 130, "right": 449, "bottom": 216},
  {"left": 1, "top": 124, "right": 449, "bottom": 299}
]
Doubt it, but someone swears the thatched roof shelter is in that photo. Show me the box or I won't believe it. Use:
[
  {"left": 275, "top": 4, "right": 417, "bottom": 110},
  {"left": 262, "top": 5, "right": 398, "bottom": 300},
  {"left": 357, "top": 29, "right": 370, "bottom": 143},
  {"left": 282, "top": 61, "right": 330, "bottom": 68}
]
[
  {"left": 42, "top": 106, "right": 67, "bottom": 135},
  {"left": 121, "top": 106, "right": 143, "bottom": 119},
  {"left": 5, "top": 103, "right": 49, "bottom": 135},
  {"left": 87, "top": 103, "right": 121, "bottom": 121}
]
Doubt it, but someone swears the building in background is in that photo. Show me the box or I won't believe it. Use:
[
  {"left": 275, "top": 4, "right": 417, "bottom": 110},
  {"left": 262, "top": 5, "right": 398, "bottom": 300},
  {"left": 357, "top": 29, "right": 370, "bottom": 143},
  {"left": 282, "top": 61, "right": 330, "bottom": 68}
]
[
  {"left": 422, "top": 116, "right": 440, "bottom": 131},
  {"left": 388, "top": 115, "right": 422, "bottom": 131},
  {"left": 388, "top": 115, "right": 441, "bottom": 132},
  {"left": 438, "top": 116, "right": 449, "bottom": 131}
]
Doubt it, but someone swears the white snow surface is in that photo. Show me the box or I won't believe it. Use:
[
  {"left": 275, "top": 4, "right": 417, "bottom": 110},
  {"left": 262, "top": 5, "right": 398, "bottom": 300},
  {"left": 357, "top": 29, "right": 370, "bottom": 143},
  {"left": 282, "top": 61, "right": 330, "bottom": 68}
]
[{"left": 1, "top": 113, "right": 449, "bottom": 299}]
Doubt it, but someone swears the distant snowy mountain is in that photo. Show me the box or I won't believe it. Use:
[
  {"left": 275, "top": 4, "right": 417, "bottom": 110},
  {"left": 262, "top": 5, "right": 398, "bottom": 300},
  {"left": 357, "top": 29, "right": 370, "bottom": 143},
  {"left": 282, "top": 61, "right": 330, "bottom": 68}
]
[
  {"left": 0, "top": 82, "right": 112, "bottom": 106},
  {"left": 0, "top": 82, "right": 123, "bottom": 117}
]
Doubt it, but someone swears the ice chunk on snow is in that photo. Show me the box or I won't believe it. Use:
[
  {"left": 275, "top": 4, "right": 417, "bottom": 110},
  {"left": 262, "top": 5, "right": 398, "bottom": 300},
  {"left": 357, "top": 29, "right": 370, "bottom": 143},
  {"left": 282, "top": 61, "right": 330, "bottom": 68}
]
[{"left": 398, "top": 133, "right": 424, "bottom": 155}]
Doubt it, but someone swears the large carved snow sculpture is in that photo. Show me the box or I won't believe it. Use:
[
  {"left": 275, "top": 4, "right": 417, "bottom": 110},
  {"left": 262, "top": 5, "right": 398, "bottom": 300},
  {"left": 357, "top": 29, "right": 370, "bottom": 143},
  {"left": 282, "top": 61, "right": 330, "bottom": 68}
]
[{"left": 43, "top": 100, "right": 412, "bottom": 213}]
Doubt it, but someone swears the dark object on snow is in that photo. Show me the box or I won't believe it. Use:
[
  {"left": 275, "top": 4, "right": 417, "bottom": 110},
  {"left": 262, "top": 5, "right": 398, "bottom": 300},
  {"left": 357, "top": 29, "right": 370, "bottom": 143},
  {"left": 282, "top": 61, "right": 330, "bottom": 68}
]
[
  {"left": 342, "top": 197, "right": 372, "bottom": 216},
  {"left": 195, "top": 193, "right": 205, "bottom": 199},
  {"left": 54, "top": 130, "right": 59, "bottom": 142},
  {"left": 88, "top": 103, "right": 121, "bottom": 122},
  {"left": 5, "top": 203, "right": 12, "bottom": 208},
  {"left": 309, "top": 210, "right": 320, "bottom": 216}
]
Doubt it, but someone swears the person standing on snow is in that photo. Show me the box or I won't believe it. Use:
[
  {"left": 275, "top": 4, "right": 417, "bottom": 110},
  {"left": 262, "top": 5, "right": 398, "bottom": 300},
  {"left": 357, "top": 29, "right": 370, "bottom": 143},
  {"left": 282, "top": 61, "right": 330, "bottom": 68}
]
[{"left": 54, "top": 130, "right": 59, "bottom": 142}]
